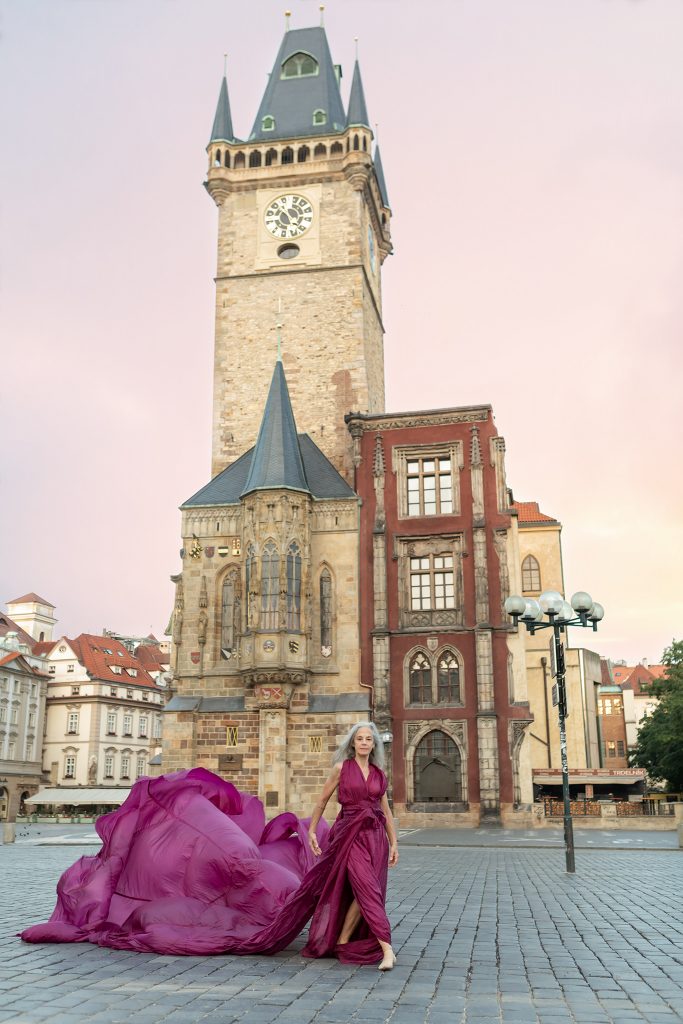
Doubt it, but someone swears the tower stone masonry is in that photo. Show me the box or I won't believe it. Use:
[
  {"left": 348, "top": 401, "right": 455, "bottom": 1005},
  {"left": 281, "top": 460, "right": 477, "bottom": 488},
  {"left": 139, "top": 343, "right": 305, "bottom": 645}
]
[{"left": 205, "top": 26, "right": 392, "bottom": 482}]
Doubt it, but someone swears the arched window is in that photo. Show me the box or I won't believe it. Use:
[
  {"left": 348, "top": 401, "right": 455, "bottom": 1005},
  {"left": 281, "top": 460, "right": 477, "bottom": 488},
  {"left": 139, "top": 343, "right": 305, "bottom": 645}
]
[
  {"left": 521, "top": 555, "right": 541, "bottom": 592},
  {"left": 314, "top": 143, "right": 327, "bottom": 157},
  {"left": 249, "top": 150, "right": 262, "bottom": 168},
  {"left": 409, "top": 652, "right": 432, "bottom": 704},
  {"left": 224, "top": 151, "right": 230, "bottom": 167},
  {"left": 245, "top": 544, "right": 256, "bottom": 629},
  {"left": 214, "top": 149, "right": 222, "bottom": 167},
  {"left": 286, "top": 543, "right": 302, "bottom": 630},
  {"left": 353, "top": 134, "right": 359, "bottom": 151},
  {"left": 320, "top": 569, "right": 332, "bottom": 655},
  {"left": 414, "top": 730, "right": 462, "bottom": 803},
  {"left": 261, "top": 541, "right": 279, "bottom": 630},
  {"left": 265, "top": 148, "right": 277, "bottom": 166},
  {"left": 297, "top": 145, "right": 309, "bottom": 163},
  {"left": 221, "top": 570, "right": 240, "bottom": 658},
  {"left": 281, "top": 147, "right": 294, "bottom": 165},
  {"left": 233, "top": 151, "right": 245, "bottom": 168},
  {"left": 261, "top": 115, "right": 275, "bottom": 132},
  {"left": 362, "top": 136, "right": 367, "bottom": 151},
  {"left": 281, "top": 52, "right": 319, "bottom": 79},
  {"left": 437, "top": 651, "right": 460, "bottom": 703},
  {"left": 312, "top": 109, "right": 327, "bottom": 126},
  {"left": 330, "top": 141, "right": 343, "bottom": 155}
]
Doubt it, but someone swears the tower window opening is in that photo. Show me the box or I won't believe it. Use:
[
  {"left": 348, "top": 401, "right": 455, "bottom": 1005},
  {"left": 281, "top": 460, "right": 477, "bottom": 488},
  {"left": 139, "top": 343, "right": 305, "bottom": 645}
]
[
  {"left": 265, "top": 148, "right": 277, "bottom": 166},
  {"left": 277, "top": 243, "right": 300, "bottom": 260},
  {"left": 353, "top": 134, "right": 359, "bottom": 151},
  {"left": 330, "top": 141, "right": 343, "bottom": 155},
  {"left": 262, "top": 115, "right": 275, "bottom": 132},
  {"left": 281, "top": 147, "right": 294, "bottom": 165},
  {"left": 297, "top": 146, "right": 309, "bottom": 163},
  {"left": 224, "top": 151, "right": 230, "bottom": 167},
  {"left": 314, "top": 143, "right": 327, "bottom": 157},
  {"left": 282, "top": 52, "right": 319, "bottom": 79},
  {"left": 249, "top": 150, "right": 262, "bottom": 168},
  {"left": 214, "top": 149, "right": 222, "bottom": 167},
  {"left": 234, "top": 151, "right": 245, "bottom": 168},
  {"left": 312, "top": 109, "right": 327, "bottom": 127},
  {"left": 362, "top": 136, "right": 367, "bottom": 152}
]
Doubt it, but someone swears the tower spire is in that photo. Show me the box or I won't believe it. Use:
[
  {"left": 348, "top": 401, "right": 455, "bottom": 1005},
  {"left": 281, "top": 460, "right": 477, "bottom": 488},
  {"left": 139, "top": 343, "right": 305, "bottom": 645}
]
[
  {"left": 210, "top": 69, "right": 236, "bottom": 143},
  {"left": 241, "top": 361, "right": 309, "bottom": 497},
  {"left": 346, "top": 56, "right": 370, "bottom": 129}
]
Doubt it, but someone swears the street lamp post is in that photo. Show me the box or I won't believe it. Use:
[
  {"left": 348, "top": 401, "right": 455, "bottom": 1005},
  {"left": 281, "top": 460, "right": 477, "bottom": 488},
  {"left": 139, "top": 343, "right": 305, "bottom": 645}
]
[{"left": 504, "top": 589, "right": 604, "bottom": 873}]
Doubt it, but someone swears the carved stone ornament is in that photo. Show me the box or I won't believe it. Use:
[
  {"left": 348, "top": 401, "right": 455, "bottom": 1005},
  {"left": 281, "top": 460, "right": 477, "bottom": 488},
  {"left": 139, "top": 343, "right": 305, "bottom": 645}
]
[
  {"left": 427, "top": 637, "right": 438, "bottom": 652},
  {"left": 406, "top": 724, "right": 422, "bottom": 743}
]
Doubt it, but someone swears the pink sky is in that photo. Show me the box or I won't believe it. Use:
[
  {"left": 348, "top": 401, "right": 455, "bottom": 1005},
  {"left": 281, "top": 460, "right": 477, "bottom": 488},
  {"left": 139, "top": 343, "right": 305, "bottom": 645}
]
[{"left": 1, "top": 0, "right": 681, "bottom": 664}]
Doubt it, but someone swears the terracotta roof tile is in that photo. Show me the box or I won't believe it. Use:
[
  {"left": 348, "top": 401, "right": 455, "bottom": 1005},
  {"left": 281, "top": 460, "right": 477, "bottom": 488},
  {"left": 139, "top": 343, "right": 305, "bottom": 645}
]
[
  {"left": 68, "top": 634, "right": 159, "bottom": 688},
  {"left": 7, "top": 592, "right": 54, "bottom": 606},
  {"left": 135, "top": 645, "right": 169, "bottom": 671},
  {"left": 512, "top": 501, "right": 559, "bottom": 524},
  {"left": 32, "top": 640, "right": 57, "bottom": 657}
]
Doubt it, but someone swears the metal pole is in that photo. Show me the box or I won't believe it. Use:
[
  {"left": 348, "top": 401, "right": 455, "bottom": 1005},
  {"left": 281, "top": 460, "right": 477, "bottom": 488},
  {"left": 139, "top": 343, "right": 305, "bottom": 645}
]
[{"left": 554, "top": 622, "right": 576, "bottom": 872}]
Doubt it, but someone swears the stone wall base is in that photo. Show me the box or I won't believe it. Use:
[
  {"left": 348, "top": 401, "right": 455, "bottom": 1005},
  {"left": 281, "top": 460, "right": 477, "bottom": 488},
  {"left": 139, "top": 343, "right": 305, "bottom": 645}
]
[{"left": 394, "top": 803, "right": 480, "bottom": 829}]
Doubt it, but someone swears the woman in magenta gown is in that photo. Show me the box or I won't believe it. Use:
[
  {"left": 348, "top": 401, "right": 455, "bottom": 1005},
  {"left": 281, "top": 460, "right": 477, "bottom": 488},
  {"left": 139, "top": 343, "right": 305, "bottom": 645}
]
[{"left": 21, "top": 722, "right": 399, "bottom": 969}]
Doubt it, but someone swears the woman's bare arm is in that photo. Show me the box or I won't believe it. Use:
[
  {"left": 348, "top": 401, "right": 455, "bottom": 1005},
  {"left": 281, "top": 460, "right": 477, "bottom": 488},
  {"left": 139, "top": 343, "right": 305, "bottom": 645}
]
[{"left": 308, "top": 762, "right": 342, "bottom": 856}]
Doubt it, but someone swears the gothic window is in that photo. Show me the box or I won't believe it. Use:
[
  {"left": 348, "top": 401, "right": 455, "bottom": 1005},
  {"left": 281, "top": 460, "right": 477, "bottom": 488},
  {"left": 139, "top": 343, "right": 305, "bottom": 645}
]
[
  {"left": 261, "top": 541, "right": 280, "bottom": 630},
  {"left": 314, "top": 142, "right": 327, "bottom": 156},
  {"left": 313, "top": 110, "right": 327, "bottom": 126},
  {"left": 286, "top": 543, "right": 302, "bottom": 630},
  {"left": 521, "top": 555, "right": 541, "bottom": 592},
  {"left": 249, "top": 150, "right": 262, "bottom": 167},
  {"left": 221, "top": 571, "right": 240, "bottom": 657},
  {"left": 246, "top": 545, "right": 256, "bottom": 629},
  {"left": 353, "top": 134, "right": 359, "bottom": 150},
  {"left": 224, "top": 151, "right": 230, "bottom": 168},
  {"left": 330, "top": 141, "right": 343, "bottom": 155},
  {"left": 265, "top": 148, "right": 277, "bottom": 166},
  {"left": 409, "top": 652, "right": 431, "bottom": 703},
  {"left": 234, "top": 151, "right": 245, "bottom": 168},
  {"left": 214, "top": 148, "right": 222, "bottom": 166},
  {"left": 414, "top": 730, "right": 462, "bottom": 803},
  {"left": 297, "top": 145, "right": 309, "bottom": 163},
  {"left": 320, "top": 569, "right": 332, "bottom": 655},
  {"left": 437, "top": 651, "right": 460, "bottom": 703},
  {"left": 406, "top": 456, "right": 453, "bottom": 516},
  {"left": 261, "top": 115, "right": 275, "bottom": 131},
  {"left": 281, "top": 52, "right": 319, "bottom": 78},
  {"left": 281, "top": 147, "right": 294, "bottom": 165},
  {"left": 410, "top": 554, "right": 455, "bottom": 610}
]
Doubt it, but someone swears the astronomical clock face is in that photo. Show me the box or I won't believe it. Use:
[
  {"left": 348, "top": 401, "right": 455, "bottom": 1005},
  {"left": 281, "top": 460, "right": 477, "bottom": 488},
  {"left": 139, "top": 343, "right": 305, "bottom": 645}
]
[{"left": 264, "top": 194, "right": 314, "bottom": 239}]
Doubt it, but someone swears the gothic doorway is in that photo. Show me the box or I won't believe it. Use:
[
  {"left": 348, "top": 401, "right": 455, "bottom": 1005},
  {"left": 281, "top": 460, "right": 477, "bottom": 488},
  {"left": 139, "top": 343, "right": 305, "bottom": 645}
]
[{"left": 414, "top": 730, "right": 462, "bottom": 803}]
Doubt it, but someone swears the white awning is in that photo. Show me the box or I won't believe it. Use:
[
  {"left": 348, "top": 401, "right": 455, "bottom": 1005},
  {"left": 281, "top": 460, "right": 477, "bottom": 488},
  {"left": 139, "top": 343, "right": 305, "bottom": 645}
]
[
  {"left": 533, "top": 770, "right": 646, "bottom": 786},
  {"left": 25, "top": 788, "right": 131, "bottom": 806}
]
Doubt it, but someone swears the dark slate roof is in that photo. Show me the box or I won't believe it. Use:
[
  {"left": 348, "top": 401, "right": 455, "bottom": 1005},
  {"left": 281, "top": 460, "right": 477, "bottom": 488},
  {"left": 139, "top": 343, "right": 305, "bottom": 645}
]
[
  {"left": 249, "top": 27, "right": 346, "bottom": 141},
  {"left": 210, "top": 76, "right": 237, "bottom": 143},
  {"left": 308, "top": 693, "right": 370, "bottom": 713},
  {"left": 374, "top": 145, "right": 390, "bottom": 208},
  {"left": 241, "top": 359, "right": 309, "bottom": 497},
  {"left": 346, "top": 60, "right": 370, "bottom": 128},
  {"left": 182, "top": 433, "right": 356, "bottom": 508}
]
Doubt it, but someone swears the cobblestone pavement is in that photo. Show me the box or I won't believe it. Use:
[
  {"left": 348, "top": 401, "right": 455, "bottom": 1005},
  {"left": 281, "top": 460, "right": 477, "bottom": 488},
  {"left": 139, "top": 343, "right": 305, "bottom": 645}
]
[{"left": 1, "top": 842, "right": 682, "bottom": 1024}]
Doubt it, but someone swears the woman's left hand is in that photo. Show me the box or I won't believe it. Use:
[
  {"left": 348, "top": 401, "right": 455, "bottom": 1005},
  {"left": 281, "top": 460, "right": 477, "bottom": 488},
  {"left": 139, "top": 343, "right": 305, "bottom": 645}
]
[{"left": 388, "top": 842, "right": 399, "bottom": 867}]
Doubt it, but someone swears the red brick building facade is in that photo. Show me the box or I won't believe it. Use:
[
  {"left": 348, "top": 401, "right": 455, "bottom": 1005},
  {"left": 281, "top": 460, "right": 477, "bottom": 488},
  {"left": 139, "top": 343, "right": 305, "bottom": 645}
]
[{"left": 347, "top": 406, "right": 534, "bottom": 826}]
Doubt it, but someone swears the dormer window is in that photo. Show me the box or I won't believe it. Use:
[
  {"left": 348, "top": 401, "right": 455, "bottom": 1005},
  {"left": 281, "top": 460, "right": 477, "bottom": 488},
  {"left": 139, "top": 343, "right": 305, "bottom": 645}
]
[
  {"left": 281, "top": 52, "right": 319, "bottom": 79},
  {"left": 262, "top": 115, "right": 276, "bottom": 132},
  {"left": 312, "top": 109, "right": 327, "bottom": 127}
]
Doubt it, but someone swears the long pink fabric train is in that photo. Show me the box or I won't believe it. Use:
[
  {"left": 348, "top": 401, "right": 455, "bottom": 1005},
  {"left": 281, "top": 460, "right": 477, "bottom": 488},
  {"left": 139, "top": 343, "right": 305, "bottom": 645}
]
[{"left": 21, "top": 762, "right": 391, "bottom": 965}]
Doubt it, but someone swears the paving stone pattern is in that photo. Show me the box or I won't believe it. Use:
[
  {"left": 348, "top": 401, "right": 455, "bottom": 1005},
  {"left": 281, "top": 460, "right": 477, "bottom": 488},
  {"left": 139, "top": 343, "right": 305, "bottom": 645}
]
[{"left": 1, "top": 843, "right": 682, "bottom": 1024}]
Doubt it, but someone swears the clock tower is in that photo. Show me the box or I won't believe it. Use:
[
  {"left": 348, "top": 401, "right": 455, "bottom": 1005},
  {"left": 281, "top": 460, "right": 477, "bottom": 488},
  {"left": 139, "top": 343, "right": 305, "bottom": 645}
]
[{"left": 205, "top": 25, "right": 392, "bottom": 480}]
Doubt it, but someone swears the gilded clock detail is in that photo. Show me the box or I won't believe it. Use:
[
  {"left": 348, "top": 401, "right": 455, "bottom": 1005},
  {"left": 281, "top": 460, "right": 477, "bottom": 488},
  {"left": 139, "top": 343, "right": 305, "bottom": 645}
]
[{"left": 264, "top": 194, "right": 314, "bottom": 239}]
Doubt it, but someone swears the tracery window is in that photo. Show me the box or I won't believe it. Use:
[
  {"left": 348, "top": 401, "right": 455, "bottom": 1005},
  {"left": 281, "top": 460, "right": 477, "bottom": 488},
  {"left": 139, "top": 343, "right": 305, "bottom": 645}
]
[
  {"left": 286, "top": 543, "right": 302, "bottom": 630},
  {"left": 410, "top": 554, "right": 455, "bottom": 610},
  {"left": 320, "top": 569, "right": 332, "bottom": 655},
  {"left": 221, "top": 570, "right": 241, "bottom": 657},
  {"left": 414, "top": 730, "right": 462, "bottom": 803},
  {"left": 521, "top": 555, "right": 541, "bottom": 592},
  {"left": 261, "top": 541, "right": 280, "bottom": 630},
  {"left": 437, "top": 651, "right": 460, "bottom": 703},
  {"left": 281, "top": 52, "right": 319, "bottom": 78},
  {"left": 409, "top": 652, "right": 431, "bottom": 703},
  {"left": 246, "top": 545, "right": 256, "bottom": 629}
]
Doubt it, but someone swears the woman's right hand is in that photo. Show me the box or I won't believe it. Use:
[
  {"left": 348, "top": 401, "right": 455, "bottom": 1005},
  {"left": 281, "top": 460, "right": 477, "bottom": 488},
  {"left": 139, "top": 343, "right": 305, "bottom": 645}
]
[{"left": 308, "top": 831, "right": 322, "bottom": 857}]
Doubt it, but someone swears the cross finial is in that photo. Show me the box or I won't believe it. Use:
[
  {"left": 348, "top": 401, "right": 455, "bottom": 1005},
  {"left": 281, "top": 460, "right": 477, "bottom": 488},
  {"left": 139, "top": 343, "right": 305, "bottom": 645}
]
[
  {"left": 354, "top": 36, "right": 359, "bottom": 59},
  {"left": 223, "top": 53, "right": 228, "bottom": 76},
  {"left": 320, "top": 5, "right": 325, "bottom": 26},
  {"left": 285, "top": 9, "right": 291, "bottom": 30}
]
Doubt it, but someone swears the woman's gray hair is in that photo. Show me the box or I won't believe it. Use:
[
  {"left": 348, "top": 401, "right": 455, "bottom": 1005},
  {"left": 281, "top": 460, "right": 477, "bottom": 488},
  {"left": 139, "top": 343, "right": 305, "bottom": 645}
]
[{"left": 332, "top": 721, "right": 385, "bottom": 770}]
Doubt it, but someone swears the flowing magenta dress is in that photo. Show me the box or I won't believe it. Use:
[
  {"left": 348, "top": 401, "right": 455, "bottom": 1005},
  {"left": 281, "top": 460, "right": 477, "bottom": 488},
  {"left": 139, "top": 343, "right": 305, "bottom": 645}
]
[{"left": 21, "top": 762, "right": 391, "bottom": 965}]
